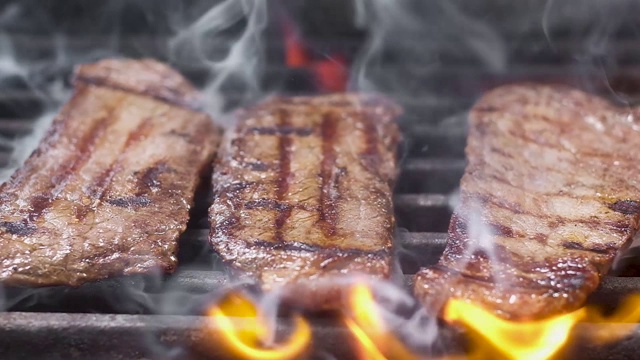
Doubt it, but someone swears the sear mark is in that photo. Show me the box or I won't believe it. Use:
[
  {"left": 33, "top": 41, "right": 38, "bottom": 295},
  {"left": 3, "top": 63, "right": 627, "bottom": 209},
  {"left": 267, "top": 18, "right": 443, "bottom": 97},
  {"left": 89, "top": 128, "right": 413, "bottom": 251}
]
[
  {"left": 609, "top": 200, "right": 640, "bottom": 216},
  {"left": 245, "top": 199, "right": 291, "bottom": 212},
  {"left": 0, "top": 220, "right": 36, "bottom": 236},
  {"left": 562, "top": 241, "right": 612, "bottom": 254},
  {"left": 106, "top": 196, "right": 152, "bottom": 208},
  {"left": 136, "top": 162, "right": 173, "bottom": 191},
  {"left": 245, "top": 161, "right": 270, "bottom": 171},
  {"left": 249, "top": 126, "right": 313, "bottom": 137}
]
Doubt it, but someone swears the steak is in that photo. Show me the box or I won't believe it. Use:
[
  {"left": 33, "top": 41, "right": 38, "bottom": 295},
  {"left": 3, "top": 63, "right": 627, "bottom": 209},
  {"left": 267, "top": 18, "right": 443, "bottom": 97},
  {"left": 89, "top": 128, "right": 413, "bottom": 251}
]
[
  {"left": 209, "top": 94, "right": 401, "bottom": 309},
  {"left": 0, "top": 58, "right": 221, "bottom": 287},
  {"left": 414, "top": 84, "right": 640, "bottom": 320}
]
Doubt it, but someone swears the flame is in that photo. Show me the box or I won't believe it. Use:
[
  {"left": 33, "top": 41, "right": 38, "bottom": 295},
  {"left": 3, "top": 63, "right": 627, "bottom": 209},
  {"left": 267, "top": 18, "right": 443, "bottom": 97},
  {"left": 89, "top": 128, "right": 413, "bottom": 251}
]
[
  {"left": 584, "top": 293, "right": 640, "bottom": 344},
  {"left": 443, "top": 294, "right": 640, "bottom": 360},
  {"left": 344, "top": 284, "right": 418, "bottom": 360},
  {"left": 205, "top": 293, "right": 311, "bottom": 360},
  {"left": 443, "top": 299, "right": 585, "bottom": 360}
]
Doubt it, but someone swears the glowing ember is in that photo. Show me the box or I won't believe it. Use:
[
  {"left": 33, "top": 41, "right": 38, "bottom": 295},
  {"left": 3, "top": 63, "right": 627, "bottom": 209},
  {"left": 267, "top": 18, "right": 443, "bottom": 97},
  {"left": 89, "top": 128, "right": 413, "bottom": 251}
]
[
  {"left": 206, "top": 293, "right": 311, "bottom": 360},
  {"left": 312, "top": 53, "right": 348, "bottom": 92},
  {"left": 282, "top": 21, "right": 309, "bottom": 68},
  {"left": 281, "top": 17, "right": 348, "bottom": 92},
  {"left": 344, "top": 284, "right": 418, "bottom": 360}
]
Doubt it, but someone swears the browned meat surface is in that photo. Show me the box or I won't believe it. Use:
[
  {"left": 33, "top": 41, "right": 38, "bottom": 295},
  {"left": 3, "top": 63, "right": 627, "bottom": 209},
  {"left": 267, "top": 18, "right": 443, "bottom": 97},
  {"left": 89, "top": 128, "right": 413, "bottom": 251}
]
[
  {"left": 0, "top": 58, "right": 221, "bottom": 287},
  {"left": 414, "top": 84, "right": 640, "bottom": 320},
  {"left": 209, "top": 94, "right": 401, "bottom": 309}
]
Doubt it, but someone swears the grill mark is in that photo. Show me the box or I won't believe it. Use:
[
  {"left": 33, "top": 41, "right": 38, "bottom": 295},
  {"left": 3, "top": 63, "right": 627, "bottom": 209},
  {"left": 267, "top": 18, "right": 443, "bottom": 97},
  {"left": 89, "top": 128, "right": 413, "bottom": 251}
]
[
  {"left": 216, "top": 181, "right": 253, "bottom": 194},
  {"left": 106, "top": 196, "right": 152, "bottom": 208},
  {"left": 244, "top": 161, "right": 271, "bottom": 172},
  {"left": 249, "top": 239, "right": 391, "bottom": 259},
  {"left": 28, "top": 108, "right": 117, "bottom": 222},
  {"left": 318, "top": 112, "right": 339, "bottom": 237},
  {"left": 609, "top": 200, "right": 640, "bottom": 216},
  {"left": 245, "top": 198, "right": 319, "bottom": 213},
  {"left": 249, "top": 126, "right": 313, "bottom": 137},
  {"left": 274, "top": 109, "right": 293, "bottom": 242},
  {"left": 0, "top": 220, "right": 37, "bottom": 236},
  {"left": 79, "top": 117, "right": 155, "bottom": 221},
  {"left": 561, "top": 241, "right": 615, "bottom": 255},
  {"left": 135, "top": 162, "right": 173, "bottom": 195}
]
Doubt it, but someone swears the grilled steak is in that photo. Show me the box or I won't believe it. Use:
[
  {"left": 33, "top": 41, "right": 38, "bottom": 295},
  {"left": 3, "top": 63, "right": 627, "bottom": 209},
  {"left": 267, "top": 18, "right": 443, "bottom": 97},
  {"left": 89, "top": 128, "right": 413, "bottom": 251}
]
[
  {"left": 414, "top": 84, "right": 640, "bottom": 320},
  {"left": 0, "top": 59, "right": 221, "bottom": 287},
  {"left": 209, "top": 94, "right": 401, "bottom": 309}
]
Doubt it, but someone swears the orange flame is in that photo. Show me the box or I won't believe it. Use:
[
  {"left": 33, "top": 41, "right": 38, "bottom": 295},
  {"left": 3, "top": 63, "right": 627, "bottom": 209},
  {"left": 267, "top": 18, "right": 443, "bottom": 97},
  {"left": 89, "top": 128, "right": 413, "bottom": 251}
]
[
  {"left": 344, "top": 284, "right": 418, "bottom": 360},
  {"left": 443, "top": 299, "right": 585, "bottom": 360},
  {"left": 443, "top": 294, "right": 640, "bottom": 360},
  {"left": 206, "top": 293, "right": 311, "bottom": 360}
]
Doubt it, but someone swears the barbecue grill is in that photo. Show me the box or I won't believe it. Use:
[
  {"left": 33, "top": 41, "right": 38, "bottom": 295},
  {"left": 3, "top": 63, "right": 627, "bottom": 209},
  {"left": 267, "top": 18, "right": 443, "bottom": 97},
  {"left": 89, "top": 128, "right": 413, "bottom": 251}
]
[{"left": 1, "top": 0, "right": 640, "bottom": 359}]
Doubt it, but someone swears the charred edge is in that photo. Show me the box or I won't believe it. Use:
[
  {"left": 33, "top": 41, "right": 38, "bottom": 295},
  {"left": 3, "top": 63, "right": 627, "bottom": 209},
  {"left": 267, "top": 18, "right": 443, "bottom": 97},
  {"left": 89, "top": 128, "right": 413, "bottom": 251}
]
[
  {"left": 29, "top": 110, "right": 115, "bottom": 221},
  {"left": 249, "top": 126, "right": 314, "bottom": 137},
  {"left": 609, "top": 200, "right": 640, "bottom": 216},
  {"left": 75, "top": 75, "right": 203, "bottom": 112},
  {"left": 249, "top": 239, "right": 391, "bottom": 259},
  {"left": 106, "top": 196, "right": 152, "bottom": 208},
  {"left": 274, "top": 109, "right": 293, "bottom": 242},
  {"left": 318, "top": 112, "right": 339, "bottom": 237},
  {"left": 0, "top": 220, "right": 36, "bottom": 236}
]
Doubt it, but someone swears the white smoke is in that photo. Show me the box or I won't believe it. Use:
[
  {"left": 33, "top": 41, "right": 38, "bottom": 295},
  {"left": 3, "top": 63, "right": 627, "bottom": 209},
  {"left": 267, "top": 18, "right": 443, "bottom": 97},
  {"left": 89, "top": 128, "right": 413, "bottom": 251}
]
[
  {"left": 169, "top": 0, "right": 268, "bottom": 123},
  {"left": 0, "top": 6, "right": 70, "bottom": 182},
  {"left": 351, "top": 0, "right": 506, "bottom": 97}
]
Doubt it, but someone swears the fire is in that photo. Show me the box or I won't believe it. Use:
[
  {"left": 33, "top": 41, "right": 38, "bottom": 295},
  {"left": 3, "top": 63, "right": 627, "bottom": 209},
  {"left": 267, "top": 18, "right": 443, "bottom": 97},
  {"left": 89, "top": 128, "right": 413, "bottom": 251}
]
[
  {"left": 204, "top": 285, "right": 640, "bottom": 359},
  {"left": 443, "top": 294, "right": 640, "bottom": 360},
  {"left": 343, "top": 283, "right": 640, "bottom": 360},
  {"left": 344, "top": 284, "right": 418, "bottom": 360},
  {"left": 584, "top": 293, "right": 640, "bottom": 344},
  {"left": 205, "top": 293, "right": 311, "bottom": 360},
  {"left": 443, "top": 299, "right": 585, "bottom": 360}
]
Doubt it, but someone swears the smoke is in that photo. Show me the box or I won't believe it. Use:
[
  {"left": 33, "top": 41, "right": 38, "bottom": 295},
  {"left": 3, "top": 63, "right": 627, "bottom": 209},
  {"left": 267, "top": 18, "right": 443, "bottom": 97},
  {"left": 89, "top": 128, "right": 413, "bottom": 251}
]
[
  {"left": 351, "top": 0, "right": 506, "bottom": 107},
  {"left": 0, "top": 6, "right": 70, "bottom": 181},
  {"left": 169, "top": 0, "right": 268, "bottom": 121}
]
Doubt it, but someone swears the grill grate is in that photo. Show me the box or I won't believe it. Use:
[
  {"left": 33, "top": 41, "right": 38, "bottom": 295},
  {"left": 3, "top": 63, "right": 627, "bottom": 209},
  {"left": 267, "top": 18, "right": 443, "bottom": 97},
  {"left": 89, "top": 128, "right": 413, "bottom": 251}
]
[
  {"left": 2, "top": 7, "right": 640, "bottom": 357},
  {"left": 1, "top": 94, "right": 640, "bottom": 358}
]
